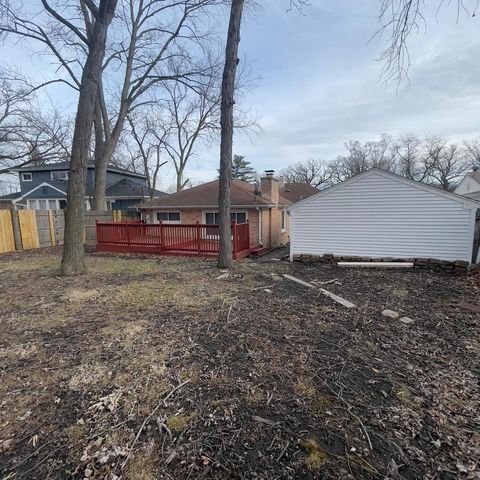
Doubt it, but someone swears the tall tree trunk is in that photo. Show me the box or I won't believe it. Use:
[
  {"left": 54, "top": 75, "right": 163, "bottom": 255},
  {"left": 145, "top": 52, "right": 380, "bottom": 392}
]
[
  {"left": 61, "top": 0, "right": 117, "bottom": 276},
  {"left": 217, "top": 0, "right": 244, "bottom": 269}
]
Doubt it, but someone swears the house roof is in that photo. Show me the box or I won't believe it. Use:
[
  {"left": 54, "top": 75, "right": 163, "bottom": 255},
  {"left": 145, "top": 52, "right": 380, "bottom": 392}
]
[
  {"left": 105, "top": 178, "right": 166, "bottom": 198},
  {"left": 11, "top": 161, "right": 146, "bottom": 179},
  {"left": 467, "top": 170, "right": 480, "bottom": 184},
  {"left": 287, "top": 168, "right": 480, "bottom": 212},
  {"left": 280, "top": 182, "right": 318, "bottom": 203},
  {"left": 139, "top": 179, "right": 279, "bottom": 209},
  {"left": 0, "top": 192, "right": 21, "bottom": 201}
]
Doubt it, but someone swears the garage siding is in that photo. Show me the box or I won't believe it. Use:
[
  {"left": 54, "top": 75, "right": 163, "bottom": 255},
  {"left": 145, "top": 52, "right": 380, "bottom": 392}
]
[{"left": 290, "top": 171, "right": 475, "bottom": 262}]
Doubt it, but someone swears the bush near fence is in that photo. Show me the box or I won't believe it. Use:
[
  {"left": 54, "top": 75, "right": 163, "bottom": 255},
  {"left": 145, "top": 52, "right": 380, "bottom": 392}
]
[{"left": 0, "top": 209, "right": 139, "bottom": 253}]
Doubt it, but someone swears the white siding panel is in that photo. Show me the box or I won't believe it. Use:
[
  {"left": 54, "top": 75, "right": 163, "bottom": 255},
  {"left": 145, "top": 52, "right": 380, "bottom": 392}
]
[{"left": 290, "top": 172, "right": 475, "bottom": 262}]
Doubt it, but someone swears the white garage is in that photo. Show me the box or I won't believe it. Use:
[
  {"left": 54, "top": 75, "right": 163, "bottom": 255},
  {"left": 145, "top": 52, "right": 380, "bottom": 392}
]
[{"left": 287, "top": 169, "right": 480, "bottom": 264}]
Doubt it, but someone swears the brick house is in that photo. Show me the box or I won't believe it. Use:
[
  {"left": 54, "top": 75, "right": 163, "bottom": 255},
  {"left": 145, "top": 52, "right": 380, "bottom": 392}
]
[{"left": 138, "top": 171, "right": 318, "bottom": 249}]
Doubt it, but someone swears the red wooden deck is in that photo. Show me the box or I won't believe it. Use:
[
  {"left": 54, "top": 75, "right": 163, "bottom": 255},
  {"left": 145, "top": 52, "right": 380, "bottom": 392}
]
[{"left": 96, "top": 221, "right": 252, "bottom": 260}]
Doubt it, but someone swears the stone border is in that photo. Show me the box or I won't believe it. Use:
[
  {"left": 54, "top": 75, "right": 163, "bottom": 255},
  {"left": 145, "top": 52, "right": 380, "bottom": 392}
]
[{"left": 292, "top": 253, "right": 472, "bottom": 273}]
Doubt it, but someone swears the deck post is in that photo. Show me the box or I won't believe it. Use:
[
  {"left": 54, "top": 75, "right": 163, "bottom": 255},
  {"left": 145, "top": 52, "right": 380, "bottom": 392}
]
[
  {"left": 159, "top": 220, "right": 164, "bottom": 251},
  {"left": 232, "top": 221, "right": 238, "bottom": 259},
  {"left": 125, "top": 220, "right": 131, "bottom": 246},
  {"left": 196, "top": 221, "right": 201, "bottom": 254}
]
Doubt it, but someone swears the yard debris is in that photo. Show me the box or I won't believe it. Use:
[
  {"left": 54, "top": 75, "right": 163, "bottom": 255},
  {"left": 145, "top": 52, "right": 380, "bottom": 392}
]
[
  {"left": 215, "top": 272, "right": 230, "bottom": 280},
  {"left": 283, "top": 273, "right": 356, "bottom": 308},
  {"left": 382, "top": 309, "right": 400, "bottom": 319},
  {"left": 1, "top": 249, "right": 479, "bottom": 479},
  {"left": 399, "top": 316, "right": 415, "bottom": 324}
]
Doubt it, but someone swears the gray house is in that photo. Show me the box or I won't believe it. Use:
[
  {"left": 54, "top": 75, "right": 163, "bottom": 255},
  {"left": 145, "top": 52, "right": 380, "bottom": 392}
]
[{"left": 0, "top": 161, "right": 166, "bottom": 211}]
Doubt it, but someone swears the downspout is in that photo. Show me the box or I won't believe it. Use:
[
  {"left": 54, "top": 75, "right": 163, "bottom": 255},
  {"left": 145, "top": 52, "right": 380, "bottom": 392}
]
[
  {"left": 256, "top": 207, "right": 262, "bottom": 246},
  {"left": 269, "top": 207, "right": 272, "bottom": 249}
]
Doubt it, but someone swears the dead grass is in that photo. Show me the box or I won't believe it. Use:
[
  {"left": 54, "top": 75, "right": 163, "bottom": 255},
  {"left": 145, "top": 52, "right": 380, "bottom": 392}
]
[{"left": 0, "top": 249, "right": 479, "bottom": 480}]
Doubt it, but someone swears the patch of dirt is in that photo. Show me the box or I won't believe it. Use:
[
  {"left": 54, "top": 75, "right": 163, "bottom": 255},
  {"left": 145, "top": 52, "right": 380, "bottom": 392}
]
[{"left": 0, "top": 248, "right": 479, "bottom": 480}]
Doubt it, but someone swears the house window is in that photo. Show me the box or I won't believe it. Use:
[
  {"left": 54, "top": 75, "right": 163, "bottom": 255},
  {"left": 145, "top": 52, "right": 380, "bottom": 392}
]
[
  {"left": 27, "top": 199, "right": 60, "bottom": 210},
  {"left": 281, "top": 210, "right": 286, "bottom": 231},
  {"left": 21, "top": 172, "right": 32, "bottom": 182},
  {"left": 204, "top": 211, "right": 247, "bottom": 225},
  {"left": 157, "top": 212, "right": 181, "bottom": 223},
  {"left": 51, "top": 171, "right": 68, "bottom": 181}
]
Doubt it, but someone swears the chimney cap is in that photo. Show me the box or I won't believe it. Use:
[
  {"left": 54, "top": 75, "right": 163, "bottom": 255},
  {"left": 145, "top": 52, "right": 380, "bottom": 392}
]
[{"left": 264, "top": 169, "right": 275, "bottom": 176}]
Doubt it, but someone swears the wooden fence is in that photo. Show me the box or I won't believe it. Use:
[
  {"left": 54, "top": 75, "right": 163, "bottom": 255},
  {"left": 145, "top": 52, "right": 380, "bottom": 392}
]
[
  {"left": 0, "top": 209, "right": 139, "bottom": 253},
  {"left": 96, "top": 221, "right": 252, "bottom": 260}
]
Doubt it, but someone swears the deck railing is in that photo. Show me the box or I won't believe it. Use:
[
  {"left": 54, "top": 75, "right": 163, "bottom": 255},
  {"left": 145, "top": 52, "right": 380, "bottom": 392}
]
[{"left": 96, "top": 220, "right": 251, "bottom": 259}]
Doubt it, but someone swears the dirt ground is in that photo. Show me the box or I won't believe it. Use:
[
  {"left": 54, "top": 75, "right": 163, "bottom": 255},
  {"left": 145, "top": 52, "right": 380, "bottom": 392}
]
[{"left": 0, "top": 247, "right": 479, "bottom": 480}]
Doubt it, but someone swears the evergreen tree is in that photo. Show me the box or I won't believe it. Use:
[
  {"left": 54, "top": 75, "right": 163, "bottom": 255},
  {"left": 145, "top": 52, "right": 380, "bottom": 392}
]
[{"left": 232, "top": 155, "right": 255, "bottom": 182}]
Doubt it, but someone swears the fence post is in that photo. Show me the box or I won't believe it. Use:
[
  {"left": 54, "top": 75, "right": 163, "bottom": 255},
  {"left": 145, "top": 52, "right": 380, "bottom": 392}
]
[
  {"left": 196, "top": 221, "right": 201, "bottom": 254},
  {"left": 48, "top": 210, "right": 56, "bottom": 246},
  {"left": 232, "top": 221, "right": 238, "bottom": 257},
  {"left": 159, "top": 220, "right": 164, "bottom": 251},
  {"left": 124, "top": 220, "right": 131, "bottom": 246}
]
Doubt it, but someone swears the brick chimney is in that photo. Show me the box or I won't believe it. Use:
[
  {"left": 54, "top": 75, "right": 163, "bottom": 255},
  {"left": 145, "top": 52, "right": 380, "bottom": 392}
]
[{"left": 261, "top": 170, "right": 279, "bottom": 204}]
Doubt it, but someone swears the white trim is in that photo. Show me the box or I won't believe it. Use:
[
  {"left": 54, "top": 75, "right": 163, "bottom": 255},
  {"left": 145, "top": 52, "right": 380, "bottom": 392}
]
[
  {"left": 21, "top": 172, "right": 33, "bottom": 182},
  {"left": 287, "top": 169, "right": 480, "bottom": 212},
  {"left": 140, "top": 204, "right": 275, "bottom": 209},
  {"left": 13, "top": 182, "right": 67, "bottom": 202}
]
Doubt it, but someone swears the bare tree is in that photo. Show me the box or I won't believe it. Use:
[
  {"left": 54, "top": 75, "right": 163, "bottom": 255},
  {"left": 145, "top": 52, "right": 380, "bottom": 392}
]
[
  {"left": 0, "top": 68, "right": 71, "bottom": 174},
  {"left": 281, "top": 158, "right": 332, "bottom": 188},
  {"left": 124, "top": 112, "right": 169, "bottom": 198},
  {"left": 392, "top": 133, "right": 432, "bottom": 182},
  {"left": 376, "top": 0, "right": 476, "bottom": 83},
  {"left": 0, "top": 0, "right": 221, "bottom": 209},
  {"left": 463, "top": 138, "right": 480, "bottom": 166},
  {"left": 91, "top": 0, "right": 221, "bottom": 209},
  {"left": 217, "top": 0, "right": 244, "bottom": 269},
  {"left": 61, "top": 0, "right": 117, "bottom": 276},
  {"left": 162, "top": 78, "right": 221, "bottom": 192},
  {"left": 424, "top": 136, "right": 469, "bottom": 190}
]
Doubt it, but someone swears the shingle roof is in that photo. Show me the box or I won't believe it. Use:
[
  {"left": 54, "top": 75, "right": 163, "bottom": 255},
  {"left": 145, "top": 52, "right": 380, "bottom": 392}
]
[
  {"left": 140, "top": 180, "right": 275, "bottom": 208},
  {"left": 105, "top": 178, "right": 166, "bottom": 198},
  {"left": 139, "top": 179, "right": 318, "bottom": 209},
  {"left": 0, "top": 192, "right": 21, "bottom": 200},
  {"left": 11, "top": 161, "right": 146, "bottom": 179},
  {"left": 280, "top": 182, "right": 318, "bottom": 203}
]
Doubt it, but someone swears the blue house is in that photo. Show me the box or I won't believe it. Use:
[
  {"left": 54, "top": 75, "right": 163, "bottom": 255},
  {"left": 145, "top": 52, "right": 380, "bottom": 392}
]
[{"left": 0, "top": 161, "right": 166, "bottom": 211}]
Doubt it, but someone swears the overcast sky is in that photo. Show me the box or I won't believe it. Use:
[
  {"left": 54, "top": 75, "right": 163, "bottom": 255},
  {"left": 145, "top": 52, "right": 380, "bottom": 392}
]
[{"left": 2, "top": 1, "right": 479, "bottom": 190}]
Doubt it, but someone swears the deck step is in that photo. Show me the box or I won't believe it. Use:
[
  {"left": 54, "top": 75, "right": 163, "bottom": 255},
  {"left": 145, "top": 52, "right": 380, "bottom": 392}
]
[{"left": 249, "top": 246, "right": 269, "bottom": 257}]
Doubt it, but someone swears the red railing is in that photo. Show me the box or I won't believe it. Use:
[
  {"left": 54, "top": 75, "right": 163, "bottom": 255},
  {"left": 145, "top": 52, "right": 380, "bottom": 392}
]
[{"left": 96, "top": 221, "right": 251, "bottom": 259}]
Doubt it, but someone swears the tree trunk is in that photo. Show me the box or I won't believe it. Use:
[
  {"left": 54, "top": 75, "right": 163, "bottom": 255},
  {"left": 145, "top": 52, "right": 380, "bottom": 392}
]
[
  {"left": 217, "top": 0, "right": 244, "bottom": 269},
  {"left": 61, "top": 0, "right": 117, "bottom": 276}
]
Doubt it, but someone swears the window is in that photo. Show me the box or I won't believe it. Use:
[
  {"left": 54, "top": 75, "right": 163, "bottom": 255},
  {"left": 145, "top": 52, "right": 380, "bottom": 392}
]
[
  {"left": 281, "top": 210, "right": 286, "bottom": 231},
  {"left": 233, "top": 212, "right": 247, "bottom": 224},
  {"left": 51, "top": 171, "right": 68, "bottom": 181},
  {"left": 27, "top": 199, "right": 61, "bottom": 210},
  {"left": 21, "top": 172, "right": 32, "bottom": 182},
  {"left": 157, "top": 212, "right": 181, "bottom": 223},
  {"left": 204, "top": 211, "right": 246, "bottom": 225},
  {"left": 205, "top": 212, "right": 219, "bottom": 225}
]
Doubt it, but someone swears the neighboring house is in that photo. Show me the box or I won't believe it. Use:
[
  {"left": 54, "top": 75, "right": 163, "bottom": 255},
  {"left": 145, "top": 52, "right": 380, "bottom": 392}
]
[
  {"left": 138, "top": 171, "right": 318, "bottom": 249},
  {"left": 0, "top": 161, "right": 166, "bottom": 211},
  {"left": 454, "top": 166, "right": 480, "bottom": 196},
  {"left": 287, "top": 168, "right": 480, "bottom": 264}
]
